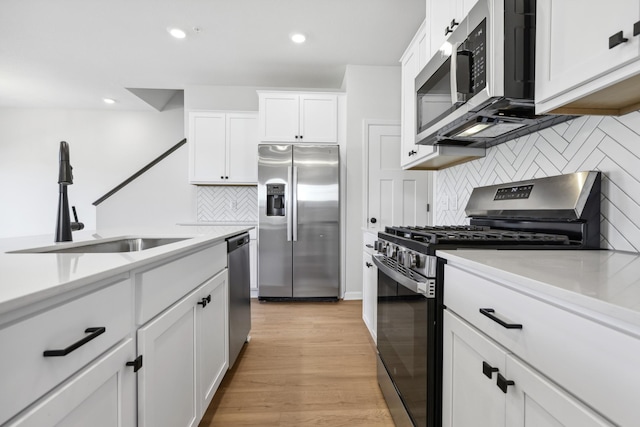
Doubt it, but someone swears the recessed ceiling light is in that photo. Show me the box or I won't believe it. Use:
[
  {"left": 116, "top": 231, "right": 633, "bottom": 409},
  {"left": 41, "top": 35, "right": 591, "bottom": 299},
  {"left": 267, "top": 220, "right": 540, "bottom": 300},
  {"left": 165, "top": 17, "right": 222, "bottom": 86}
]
[
  {"left": 103, "top": 98, "right": 116, "bottom": 104},
  {"left": 291, "top": 33, "right": 306, "bottom": 44},
  {"left": 169, "top": 28, "right": 187, "bottom": 39}
]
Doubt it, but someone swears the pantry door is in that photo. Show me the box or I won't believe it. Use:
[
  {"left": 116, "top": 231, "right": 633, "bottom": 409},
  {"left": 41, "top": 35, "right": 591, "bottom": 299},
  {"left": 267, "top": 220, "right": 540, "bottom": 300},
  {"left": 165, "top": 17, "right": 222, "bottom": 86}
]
[{"left": 365, "top": 121, "right": 432, "bottom": 231}]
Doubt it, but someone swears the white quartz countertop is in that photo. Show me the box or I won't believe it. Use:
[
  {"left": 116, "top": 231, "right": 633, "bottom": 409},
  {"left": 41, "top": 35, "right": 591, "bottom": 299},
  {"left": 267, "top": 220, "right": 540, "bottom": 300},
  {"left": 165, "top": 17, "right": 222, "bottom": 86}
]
[
  {"left": 437, "top": 249, "right": 640, "bottom": 335},
  {"left": 0, "top": 225, "right": 254, "bottom": 316}
]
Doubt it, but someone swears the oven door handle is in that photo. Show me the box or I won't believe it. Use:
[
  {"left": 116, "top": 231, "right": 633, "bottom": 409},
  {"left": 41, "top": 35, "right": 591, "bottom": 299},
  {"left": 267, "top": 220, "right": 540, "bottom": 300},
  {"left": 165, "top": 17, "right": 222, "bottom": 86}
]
[{"left": 373, "top": 255, "right": 431, "bottom": 296}]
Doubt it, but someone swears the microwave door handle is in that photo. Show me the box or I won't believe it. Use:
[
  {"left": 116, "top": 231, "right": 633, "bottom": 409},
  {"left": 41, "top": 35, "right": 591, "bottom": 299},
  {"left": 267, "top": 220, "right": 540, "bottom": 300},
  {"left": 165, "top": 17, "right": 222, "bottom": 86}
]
[{"left": 450, "top": 43, "right": 459, "bottom": 105}]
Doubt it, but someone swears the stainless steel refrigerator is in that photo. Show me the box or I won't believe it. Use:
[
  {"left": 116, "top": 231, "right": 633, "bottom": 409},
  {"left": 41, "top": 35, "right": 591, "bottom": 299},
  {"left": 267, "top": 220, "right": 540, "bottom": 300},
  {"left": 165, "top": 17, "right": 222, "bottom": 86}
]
[{"left": 258, "top": 144, "right": 340, "bottom": 300}]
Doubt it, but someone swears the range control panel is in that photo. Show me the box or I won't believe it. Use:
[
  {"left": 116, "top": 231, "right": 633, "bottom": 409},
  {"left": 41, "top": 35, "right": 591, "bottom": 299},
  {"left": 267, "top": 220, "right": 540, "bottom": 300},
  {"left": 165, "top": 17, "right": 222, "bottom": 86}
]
[{"left": 494, "top": 184, "right": 533, "bottom": 200}]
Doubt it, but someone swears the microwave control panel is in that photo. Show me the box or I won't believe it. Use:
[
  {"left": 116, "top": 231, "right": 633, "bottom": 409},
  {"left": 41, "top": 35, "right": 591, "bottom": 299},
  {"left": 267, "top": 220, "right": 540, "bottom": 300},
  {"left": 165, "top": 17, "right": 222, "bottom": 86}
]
[{"left": 458, "top": 19, "right": 487, "bottom": 96}]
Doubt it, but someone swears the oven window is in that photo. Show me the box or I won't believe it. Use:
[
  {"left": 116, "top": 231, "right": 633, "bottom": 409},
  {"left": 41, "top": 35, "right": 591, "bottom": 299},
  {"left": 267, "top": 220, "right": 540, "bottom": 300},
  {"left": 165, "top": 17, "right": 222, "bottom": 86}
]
[
  {"left": 377, "top": 271, "right": 428, "bottom": 427},
  {"left": 417, "top": 58, "right": 456, "bottom": 133}
]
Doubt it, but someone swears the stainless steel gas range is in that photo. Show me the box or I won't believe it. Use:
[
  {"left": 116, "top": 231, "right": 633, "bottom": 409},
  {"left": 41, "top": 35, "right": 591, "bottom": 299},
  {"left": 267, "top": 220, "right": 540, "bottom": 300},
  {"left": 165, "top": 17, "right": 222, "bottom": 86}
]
[{"left": 373, "top": 171, "right": 602, "bottom": 427}]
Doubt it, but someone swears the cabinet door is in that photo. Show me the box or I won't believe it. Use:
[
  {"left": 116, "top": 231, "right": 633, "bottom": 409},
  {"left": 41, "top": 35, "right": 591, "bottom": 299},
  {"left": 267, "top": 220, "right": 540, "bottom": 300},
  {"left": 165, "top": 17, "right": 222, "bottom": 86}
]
[
  {"left": 137, "top": 294, "right": 198, "bottom": 427},
  {"left": 442, "top": 310, "right": 506, "bottom": 427},
  {"left": 401, "top": 40, "right": 420, "bottom": 167},
  {"left": 189, "top": 112, "right": 227, "bottom": 183},
  {"left": 536, "top": 0, "right": 640, "bottom": 105},
  {"left": 226, "top": 113, "right": 258, "bottom": 183},
  {"left": 196, "top": 271, "right": 228, "bottom": 419},
  {"left": 8, "top": 339, "right": 136, "bottom": 427},
  {"left": 362, "top": 251, "right": 377, "bottom": 342},
  {"left": 504, "top": 355, "right": 614, "bottom": 427},
  {"left": 299, "top": 94, "right": 338, "bottom": 143},
  {"left": 428, "top": 0, "right": 455, "bottom": 55},
  {"left": 259, "top": 93, "right": 299, "bottom": 142}
]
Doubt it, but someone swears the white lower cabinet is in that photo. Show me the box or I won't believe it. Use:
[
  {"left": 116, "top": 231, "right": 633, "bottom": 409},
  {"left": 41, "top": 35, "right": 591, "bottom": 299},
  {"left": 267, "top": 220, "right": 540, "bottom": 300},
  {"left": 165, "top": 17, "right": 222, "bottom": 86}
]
[
  {"left": 137, "top": 269, "right": 228, "bottom": 427},
  {"left": 1, "top": 241, "right": 233, "bottom": 427},
  {"left": 362, "top": 231, "right": 378, "bottom": 342},
  {"left": 196, "top": 270, "right": 229, "bottom": 418},
  {"left": 7, "top": 338, "right": 136, "bottom": 427},
  {"left": 442, "top": 310, "right": 612, "bottom": 427}
]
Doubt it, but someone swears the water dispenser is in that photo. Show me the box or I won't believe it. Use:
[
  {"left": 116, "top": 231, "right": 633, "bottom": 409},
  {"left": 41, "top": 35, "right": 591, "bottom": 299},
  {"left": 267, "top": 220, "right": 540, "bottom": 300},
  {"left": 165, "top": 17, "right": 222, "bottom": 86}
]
[{"left": 266, "top": 183, "right": 286, "bottom": 216}]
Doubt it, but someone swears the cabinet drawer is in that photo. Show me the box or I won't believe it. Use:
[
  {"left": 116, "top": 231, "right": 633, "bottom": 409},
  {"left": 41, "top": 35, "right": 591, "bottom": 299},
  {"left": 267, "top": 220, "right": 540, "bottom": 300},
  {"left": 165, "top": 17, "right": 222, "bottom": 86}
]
[
  {"left": 363, "top": 231, "right": 377, "bottom": 255},
  {"left": 444, "top": 264, "right": 640, "bottom": 426},
  {"left": 0, "top": 279, "right": 133, "bottom": 425},
  {"left": 136, "top": 243, "right": 226, "bottom": 324}
]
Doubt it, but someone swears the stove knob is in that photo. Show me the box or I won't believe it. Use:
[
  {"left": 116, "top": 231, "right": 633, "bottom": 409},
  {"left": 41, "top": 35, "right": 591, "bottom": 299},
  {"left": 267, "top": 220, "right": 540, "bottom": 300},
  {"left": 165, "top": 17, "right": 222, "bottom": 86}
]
[
  {"left": 414, "top": 254, "right": 422, "bottom": 268},
  {"left": 397, "top": 250, "right": 405, "bottom": 264},
  {"left": 403, "top": 252, "right": 415, "bottom": 268},
  {"left": 387, "top": 245, "right": 397, "bottom": 258}
]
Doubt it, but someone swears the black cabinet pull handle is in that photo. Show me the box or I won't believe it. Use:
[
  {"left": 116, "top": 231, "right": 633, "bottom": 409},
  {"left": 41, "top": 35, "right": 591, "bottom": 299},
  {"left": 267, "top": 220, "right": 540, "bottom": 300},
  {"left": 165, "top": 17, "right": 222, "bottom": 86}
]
[
  {"left": 43, "top": 327, "right": 106, "bottom": 357},
  {"left": 295, "top": 135, "right": 299, "bottom": 139},
  {"left": 225, "top": 176, "right": 229, "bottom": 179},
  {"left": 366, "top": 262, "right": 373, "bottom": 268},
  {"left": 126, "top": 355, "right": 143, "bottom": 372},
  {"left": 450, "top": 19, "right": 459, "bottom": 28},
  {"left": 445, "top": 26, "right": 453, "bottom": 35},
  {"left": 365, "top": 244, "right": 374, "bottom": 248},
  {"left": 220, "top": 176, "right": 224, "bottom": 179},
  {"left": 482, "top": 361, "right": 499, "bottom": 379},
  {"left": 198, "top": 294, "right": 212, "bottom": 308},
  {"left": 479, "top": 308, "right": 522, "bottom": 329},
  {"left": 634, "top": 21, "right": 640, "bottom": 37},
  {"left": 370, "top": 217, "right": 377, "bottom": 224},
  {"left": 609, "top": 31, "right": 628, "bottom": 49},
  {"left": 497, "top": 373, "right": 515, "bottom": 393},
  {"left": 408, "top": 150, "right": 417, "bottom": 156}
]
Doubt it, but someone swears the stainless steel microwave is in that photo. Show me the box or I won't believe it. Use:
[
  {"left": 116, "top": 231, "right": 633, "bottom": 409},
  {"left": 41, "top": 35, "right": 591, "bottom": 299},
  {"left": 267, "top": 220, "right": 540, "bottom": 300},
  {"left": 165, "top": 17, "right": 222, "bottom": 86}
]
[{"left": 415, "top": 0, "right": 571, "bottom": 148}]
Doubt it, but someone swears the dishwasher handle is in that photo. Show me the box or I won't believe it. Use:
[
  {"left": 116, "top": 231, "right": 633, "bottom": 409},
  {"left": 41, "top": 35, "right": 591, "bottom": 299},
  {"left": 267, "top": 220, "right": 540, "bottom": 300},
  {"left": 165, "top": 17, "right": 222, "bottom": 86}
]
[{"left": 227, "top": 233, "right": 250, "bottom": 252}]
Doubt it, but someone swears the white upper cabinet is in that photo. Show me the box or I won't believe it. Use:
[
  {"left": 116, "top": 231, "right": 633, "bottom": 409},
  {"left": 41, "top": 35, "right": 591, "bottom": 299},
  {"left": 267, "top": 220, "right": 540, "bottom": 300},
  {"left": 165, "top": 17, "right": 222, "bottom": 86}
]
[
  {"left": 428, "top": 0, "right": 479, "bottom": 56},
  {"left": 401, "top": 20, "right": 435, "bottom": 168},
  {"left": 188, "top": 111, "right": 258, "bottom": 184},
  {"left": 536, "top": 0, "right": 640, "bottom": 115},
  {"left": 258, "top": 92, "right": 339, "bottom": 143}
]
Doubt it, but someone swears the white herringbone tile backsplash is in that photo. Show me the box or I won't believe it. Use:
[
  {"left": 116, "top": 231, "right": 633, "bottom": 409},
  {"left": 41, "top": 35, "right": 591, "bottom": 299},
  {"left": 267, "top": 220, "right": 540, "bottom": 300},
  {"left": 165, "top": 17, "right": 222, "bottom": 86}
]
[
  {"left": 197, "top": 186, "right": 257, "bottom": 222},
  {"left": 435, "top": 111, "right": 640, "bottom": 252}
]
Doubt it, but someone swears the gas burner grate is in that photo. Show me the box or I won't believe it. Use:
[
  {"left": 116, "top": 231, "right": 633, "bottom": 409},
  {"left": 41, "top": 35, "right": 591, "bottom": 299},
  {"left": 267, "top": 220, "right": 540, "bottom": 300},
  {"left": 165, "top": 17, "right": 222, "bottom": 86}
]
[{"left": 385, "top": 225, "right": 571, "bottom": 246}]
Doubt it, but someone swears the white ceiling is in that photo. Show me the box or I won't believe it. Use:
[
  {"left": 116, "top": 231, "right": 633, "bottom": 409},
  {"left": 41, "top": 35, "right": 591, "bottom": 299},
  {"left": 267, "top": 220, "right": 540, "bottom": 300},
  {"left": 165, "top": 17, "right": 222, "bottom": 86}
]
[{"left": 0, "top": 0, "right": 425, "bottom": 110}]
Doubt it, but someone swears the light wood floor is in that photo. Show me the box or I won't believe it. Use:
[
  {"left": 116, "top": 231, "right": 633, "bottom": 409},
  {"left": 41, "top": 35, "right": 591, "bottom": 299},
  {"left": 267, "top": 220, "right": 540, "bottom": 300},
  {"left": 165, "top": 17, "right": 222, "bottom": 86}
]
[{"left": 199, "top": 299, "right": 394, "bottom": 427}]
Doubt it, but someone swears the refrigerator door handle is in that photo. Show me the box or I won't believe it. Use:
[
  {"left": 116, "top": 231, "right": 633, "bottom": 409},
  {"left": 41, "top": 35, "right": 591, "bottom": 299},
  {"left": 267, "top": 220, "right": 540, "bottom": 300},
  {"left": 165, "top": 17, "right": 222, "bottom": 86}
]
[
  {"left": 287, "top": 166, "right": 293, "bottom": 242},
  {"left": 292, "top": 166, "right": 298, "bottom": 241}
]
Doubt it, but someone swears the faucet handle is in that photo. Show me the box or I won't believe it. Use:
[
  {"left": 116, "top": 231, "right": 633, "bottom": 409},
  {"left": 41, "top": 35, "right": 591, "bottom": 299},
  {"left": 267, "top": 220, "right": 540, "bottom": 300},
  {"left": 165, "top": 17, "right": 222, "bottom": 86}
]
[{"left": 71, "top": 206, "right": 85, "bottom": 231}]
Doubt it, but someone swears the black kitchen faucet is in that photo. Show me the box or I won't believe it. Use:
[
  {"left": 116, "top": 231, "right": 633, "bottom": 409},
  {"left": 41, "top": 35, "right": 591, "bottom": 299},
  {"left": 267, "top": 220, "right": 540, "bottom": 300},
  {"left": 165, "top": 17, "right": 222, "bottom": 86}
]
[{"left": 55, "top": 141, "right": 84, "bottom": 242}]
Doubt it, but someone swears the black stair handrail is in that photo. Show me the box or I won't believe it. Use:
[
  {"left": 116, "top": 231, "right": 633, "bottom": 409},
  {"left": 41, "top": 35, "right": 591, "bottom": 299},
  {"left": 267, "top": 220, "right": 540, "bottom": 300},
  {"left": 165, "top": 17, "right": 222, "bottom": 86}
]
[{"left": 92, "top": 138, "right": 187, "bottom": 206}]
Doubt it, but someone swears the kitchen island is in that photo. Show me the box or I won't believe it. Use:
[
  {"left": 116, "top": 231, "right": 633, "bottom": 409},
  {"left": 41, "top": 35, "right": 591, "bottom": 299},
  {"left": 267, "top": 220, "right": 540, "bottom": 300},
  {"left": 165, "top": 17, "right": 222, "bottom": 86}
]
[
  {"left": 438, "top": 249, "right": 640, "bottom": 427},
  {"left": 0, "top": 224, "right": 253, "bottom": 427}
]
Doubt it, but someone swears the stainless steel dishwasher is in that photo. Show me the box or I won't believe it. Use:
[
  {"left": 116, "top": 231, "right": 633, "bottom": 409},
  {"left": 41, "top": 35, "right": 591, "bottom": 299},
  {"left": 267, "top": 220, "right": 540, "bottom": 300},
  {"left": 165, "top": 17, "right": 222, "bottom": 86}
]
[{"left": 226, "top": 232, "right": 251, "bottom": 368}]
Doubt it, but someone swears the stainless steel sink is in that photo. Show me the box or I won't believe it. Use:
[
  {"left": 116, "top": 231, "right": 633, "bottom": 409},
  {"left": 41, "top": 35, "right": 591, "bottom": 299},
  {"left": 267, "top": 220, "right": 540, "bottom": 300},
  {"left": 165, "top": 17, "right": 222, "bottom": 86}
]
[{"left": 14, "top": 237, "right": 190, "bottom": 254}]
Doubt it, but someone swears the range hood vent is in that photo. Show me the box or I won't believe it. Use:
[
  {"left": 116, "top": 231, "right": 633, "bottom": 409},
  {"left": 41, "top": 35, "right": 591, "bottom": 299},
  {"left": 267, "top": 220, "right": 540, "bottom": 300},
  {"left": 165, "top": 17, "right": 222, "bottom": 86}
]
[{"left": 419, "top": 98, "right": 576, "bottom": 149}]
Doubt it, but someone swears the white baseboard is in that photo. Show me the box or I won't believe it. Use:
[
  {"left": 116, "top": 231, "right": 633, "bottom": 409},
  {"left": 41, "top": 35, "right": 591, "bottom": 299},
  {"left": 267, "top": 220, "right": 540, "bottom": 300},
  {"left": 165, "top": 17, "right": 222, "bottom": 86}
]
[{"left": 342, "top": 291, "right": 363, "bottom": 300}]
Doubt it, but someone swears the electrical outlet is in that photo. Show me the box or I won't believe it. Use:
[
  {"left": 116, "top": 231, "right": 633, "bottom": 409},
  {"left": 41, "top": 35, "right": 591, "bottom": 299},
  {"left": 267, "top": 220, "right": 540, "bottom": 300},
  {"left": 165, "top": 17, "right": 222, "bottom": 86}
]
[
  {"left": 439, "top": 195, "right": 449, "bottom": 211},
  {"left": 450, "top": 194, "right": 458, "bottom": 210}
]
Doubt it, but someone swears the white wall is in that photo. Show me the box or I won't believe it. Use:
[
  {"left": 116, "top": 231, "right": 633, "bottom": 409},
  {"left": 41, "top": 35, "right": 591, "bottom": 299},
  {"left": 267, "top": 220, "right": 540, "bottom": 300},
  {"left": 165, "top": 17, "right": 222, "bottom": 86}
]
[
  {"left": 0, "top": 108, "right": 186, "bottom": 238},
  {"left": 341, "top": 65, "right": 403, "bottom": 299},
  {"left": 184, "top": 85, "right": 260, "bottom": 112},
  {"left": 96, "top": 142, "right": 196, "bottom": 230}
]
